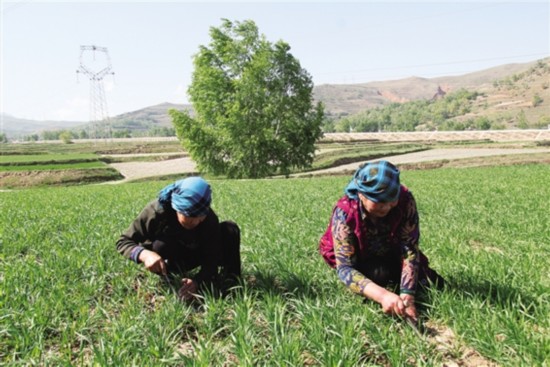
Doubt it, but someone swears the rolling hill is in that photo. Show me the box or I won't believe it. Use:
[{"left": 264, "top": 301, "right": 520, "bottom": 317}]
[
  {"left": 314, "top": 58, "right": 549, "bottom": 119},
  {"left": 2, "top": 57, "right": 549, "bottom": 139}
]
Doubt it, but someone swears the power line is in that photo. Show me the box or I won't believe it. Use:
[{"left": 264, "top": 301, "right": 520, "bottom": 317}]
[
  {"left": 76, "top": 45, "right": 115, "bottom": 139},
  {"left": 315, "top": 53, "right": 549, "bottom": 77}
]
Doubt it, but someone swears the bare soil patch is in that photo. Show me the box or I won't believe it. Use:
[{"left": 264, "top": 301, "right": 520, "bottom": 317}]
[{"left": 423, "top": 321, "right": 500, "bottom": 367}]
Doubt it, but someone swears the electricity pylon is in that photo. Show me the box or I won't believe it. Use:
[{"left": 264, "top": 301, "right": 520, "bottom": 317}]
[{"left": 76, "top": 45, "right": 115, "bottom": 139}]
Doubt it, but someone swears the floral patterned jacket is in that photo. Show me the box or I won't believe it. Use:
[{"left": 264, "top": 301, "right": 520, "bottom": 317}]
[{"left": 319, "top": 185, "right": 423, "bottom": 295}]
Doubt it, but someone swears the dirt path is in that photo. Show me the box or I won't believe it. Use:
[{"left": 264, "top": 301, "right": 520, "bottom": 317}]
[
  {"left": 299, "top": 148, "right": 550, "bottom": 176},
  {"left": 107, "top": 148, "right": 550, "bottom": 182},
  {"left": 108, "top": 157, "right": 197, "bottom": 182}
]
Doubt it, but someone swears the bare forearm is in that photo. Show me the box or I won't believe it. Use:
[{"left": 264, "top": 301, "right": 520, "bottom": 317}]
[{"left": 362, "top": 281, "right": 392, "bottom": 304}]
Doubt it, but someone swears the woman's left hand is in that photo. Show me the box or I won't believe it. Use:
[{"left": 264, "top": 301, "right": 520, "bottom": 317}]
[
  {"left": 178, "top": 278, "right": 198, "bottom": 301},
  {"left": 400, "top": 294, "right": 417, "bottom": 321}
]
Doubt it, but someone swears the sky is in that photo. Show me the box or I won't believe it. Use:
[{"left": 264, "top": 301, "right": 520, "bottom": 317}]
[{"left": 1, "top": 0, "right": 549, "bottom": 122}]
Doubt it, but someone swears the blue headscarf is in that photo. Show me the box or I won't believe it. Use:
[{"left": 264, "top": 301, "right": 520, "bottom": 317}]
[
  {"left": 158, "top": 176, "right": 212, "bottom": 217},
  {"left": 345, "top": 160, "right": 401, "bottom": 202}
]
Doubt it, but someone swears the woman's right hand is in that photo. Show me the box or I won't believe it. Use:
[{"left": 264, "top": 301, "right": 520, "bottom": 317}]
[
  {"left": 380, "top": 291, "right": 407, "bottom": 317},
  {"left": 138, "top": 249, "right": 167, "bottom": 275}
]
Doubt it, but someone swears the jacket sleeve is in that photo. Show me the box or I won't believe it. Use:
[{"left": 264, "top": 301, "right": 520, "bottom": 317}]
[
  {"left": 398, "top": 191, "right": 421, "bottom": 295},
  {"left": 116, "top": 201, "right": 160, "bottom": 260},
  {"left": 332, "top": 207, "right": 374, "bottom": 295}
]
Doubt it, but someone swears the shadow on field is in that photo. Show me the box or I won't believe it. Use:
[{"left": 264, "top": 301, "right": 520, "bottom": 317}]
[
  {"left": 446, "top": 271, "right": 540, "bottom": 315},
  {"left": 148, "top": 269, "right": 321, "bottom": 305},
  {"left": 243, "top": 270, "right": 321, "bottom": 299}
]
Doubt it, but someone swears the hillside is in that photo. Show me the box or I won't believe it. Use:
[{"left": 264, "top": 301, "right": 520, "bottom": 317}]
[
  {"left": 314, "top": 58, "right": 549, "bottom": 118},
  {"left": 2, "top": 57, "right": 549, "bottom": 139},
  {"left": 466, "top": 60, "right": 550, "bottom": 128},
  {"left": 109, "top": 102, "right": 193, "bottom": 129}
]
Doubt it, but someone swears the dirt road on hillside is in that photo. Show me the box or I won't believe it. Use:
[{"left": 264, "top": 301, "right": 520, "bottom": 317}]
[{"left": 108, "top": 148, "right": 550, "bottom": 182}]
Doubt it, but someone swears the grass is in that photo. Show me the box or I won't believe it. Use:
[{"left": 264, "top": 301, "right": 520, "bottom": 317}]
[
  {"left": 0, "top": 161, "right": 107, "bottom": 171},
  {"left": 0, "top": 152, "right": 119, "bottom": 187},
  {"left": 0, "top": 153, "right": 108, "bottom": 172},
  {"left": 0, "top": 153, "right": 99, "bottom": 164},
  {"left": 0, "top": 139, "right": 184, "bottom": 155},
  {"left": 1, "top": 164, "right": 548, "bottom": 366}
]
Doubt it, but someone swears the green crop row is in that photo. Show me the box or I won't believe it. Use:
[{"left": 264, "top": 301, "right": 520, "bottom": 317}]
[
  {"left": 0, "top": 153, "right": 99, "bottom": 165},
  {"left": 1, "top": 164, "right": 548, "bottom": 366},
  {"left": 0, "top": 161, "right": 108, "bottom": 171}
]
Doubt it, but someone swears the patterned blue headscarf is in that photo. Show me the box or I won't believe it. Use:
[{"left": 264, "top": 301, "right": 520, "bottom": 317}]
[
  {"left": 158, "top": 176, "right": 212, "bottom": 217},
  {"left": 345, "top": 160, "right": 400, "bottom": 203}
]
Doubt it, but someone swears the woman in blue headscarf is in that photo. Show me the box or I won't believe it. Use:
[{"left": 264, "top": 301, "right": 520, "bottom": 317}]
[
  {"left": 117, "top": 176, "right": 241, "bottom": 301},
  {"left": 319, "top": 161, "right": 444, "bottom": 321}
]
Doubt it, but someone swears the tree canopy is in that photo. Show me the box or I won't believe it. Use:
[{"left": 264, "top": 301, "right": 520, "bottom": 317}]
[{"left": 170, "top": 19, "right": 324, "bottom": 178}]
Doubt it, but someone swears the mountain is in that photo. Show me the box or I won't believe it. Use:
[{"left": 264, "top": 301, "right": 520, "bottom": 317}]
[
  {"left": 2, "top": 57, "right": 548, "bottom": 139},
  {"left": 107, "top": 102, "right": 193, "bottom": 134},
  {"left": 0, "top": 114, "right": 87, "bottom": 139},
  {"left": 110, "top": 102, "right": 192, "bottom": 127},
  {"left": 0, "top": 103, "right": 192, "bottom": 140},
  {"left": 314, "top": 58, "right": 549, "bottom": 118}
]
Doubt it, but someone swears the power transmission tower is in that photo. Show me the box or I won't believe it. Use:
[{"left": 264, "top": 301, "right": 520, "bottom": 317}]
[{"left": 76, "top": 45, "right": 115, "bottom": 139}]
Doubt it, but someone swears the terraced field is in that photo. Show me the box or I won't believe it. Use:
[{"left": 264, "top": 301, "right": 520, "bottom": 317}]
[{"left": 70, "top": 131, "right": 550, "bottom": 181}]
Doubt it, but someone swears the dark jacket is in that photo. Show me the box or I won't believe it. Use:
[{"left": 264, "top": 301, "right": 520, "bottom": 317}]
[{"left": 116, "top": 199, "right": 222, "bottom": 284}]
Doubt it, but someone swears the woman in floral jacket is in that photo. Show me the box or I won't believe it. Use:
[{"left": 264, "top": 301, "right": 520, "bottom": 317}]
[{"left": 319, "top": 161, "right": 444, "bottom": 321}]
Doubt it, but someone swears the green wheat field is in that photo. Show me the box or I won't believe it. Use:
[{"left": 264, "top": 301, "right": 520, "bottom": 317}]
[{"left": 1, "top": 164, "right": 548, "bottom": 366}]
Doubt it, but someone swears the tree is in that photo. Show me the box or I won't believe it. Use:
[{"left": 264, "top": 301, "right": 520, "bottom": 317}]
[
  {"left": 170, "top": 19, "right": 324, "bottom": 178},
  {"left": 517, "top": 110, "right": 529, "bottom": 129},
  {"left": 26, "top": 134, "right": 39, "bottom": 142},
  {"left": 79, "top": 130, "right": 89, "bottom": 139},
  {"left": 474, "top": 116, "right": 491, "bottom": 130},
  {"left": 59, "top": 130, "right": 73, "bottom": 144},
  {"left": 42, "top": 130, "right": 60, "bottom": 140},
  {"left": 532, "top": 93, "right": 543, "bottom": 107}
]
